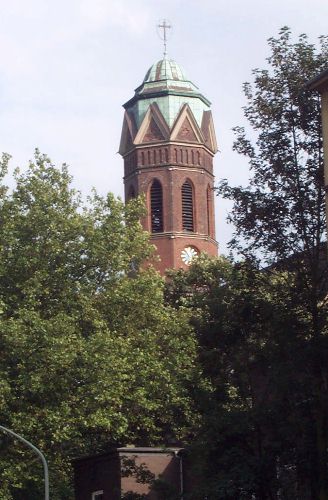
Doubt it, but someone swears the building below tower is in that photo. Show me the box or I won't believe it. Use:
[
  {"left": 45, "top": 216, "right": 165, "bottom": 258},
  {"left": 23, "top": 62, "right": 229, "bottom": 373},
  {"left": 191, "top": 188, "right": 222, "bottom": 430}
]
[{"left": 119, "top": 57, "right": 218, "bottom": 275}]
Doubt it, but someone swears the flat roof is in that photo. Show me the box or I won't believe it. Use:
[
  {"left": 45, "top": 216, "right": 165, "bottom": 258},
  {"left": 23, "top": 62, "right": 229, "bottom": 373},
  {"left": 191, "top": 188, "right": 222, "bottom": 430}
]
[
  {"left": 73, "top": 447, "right": 184, "bottom": 464},
  {"left": 118, "top": 447, "right": 183, "bottom": 453}
]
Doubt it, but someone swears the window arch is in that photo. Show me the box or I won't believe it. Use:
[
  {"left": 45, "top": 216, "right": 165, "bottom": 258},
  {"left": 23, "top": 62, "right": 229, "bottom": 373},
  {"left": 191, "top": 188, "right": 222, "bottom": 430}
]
[
  {"left": 150, "top": 179, "right": 163, "bottom": 233},
  {"left": 182, "top": 180, "right": 194, "bottom": 232}
]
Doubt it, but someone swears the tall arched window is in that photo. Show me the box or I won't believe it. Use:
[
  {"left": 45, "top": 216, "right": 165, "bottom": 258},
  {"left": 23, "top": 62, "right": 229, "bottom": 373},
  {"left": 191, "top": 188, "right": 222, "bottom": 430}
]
[
  {"left": 182, "top": 180, "right": 194, "bottom": 232},
  {"left": 150, "top": 180, "right": 163, "bottom": 232}
]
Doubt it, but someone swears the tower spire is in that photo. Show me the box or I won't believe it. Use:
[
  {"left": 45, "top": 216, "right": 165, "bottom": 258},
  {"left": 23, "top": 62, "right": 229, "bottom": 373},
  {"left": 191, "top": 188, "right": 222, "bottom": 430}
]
[
  {"left": 157, "top": 19, "right": 172, "bottom": 58},
  {"left": 120, "top": 56, "right": 218, "bottom": 275}
]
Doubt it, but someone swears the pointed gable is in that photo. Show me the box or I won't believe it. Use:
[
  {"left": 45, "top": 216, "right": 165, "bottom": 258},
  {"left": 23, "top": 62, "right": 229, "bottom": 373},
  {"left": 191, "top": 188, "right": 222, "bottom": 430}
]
[
  {"left": 170, "top": 104, "right": 204, "bottom": 144},
  {"left": 143, "top": 117, "right": 165, "bottom": 142},
  {"left": 175, "top": 116, "right": 199, "bottom": 142},
  {"left": 119, "top": 111, "right": 137, "bottom": 155},
  {"left": 134, "top": 103, "right": 170, "bottom": 145},
  {"left": 201, "top": 110, "right": 218, "bottom": 153}
]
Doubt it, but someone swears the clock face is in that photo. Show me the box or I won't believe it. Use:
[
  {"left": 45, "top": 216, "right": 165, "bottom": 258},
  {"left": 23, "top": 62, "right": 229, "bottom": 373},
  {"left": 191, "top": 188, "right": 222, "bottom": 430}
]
[{"left": 181, "top": 246, "right": 199, "bottom": 265}]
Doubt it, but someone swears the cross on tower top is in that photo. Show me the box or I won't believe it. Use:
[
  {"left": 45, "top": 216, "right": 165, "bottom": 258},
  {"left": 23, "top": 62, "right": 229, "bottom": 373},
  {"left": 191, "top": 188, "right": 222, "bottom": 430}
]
[{"left": 157, "top": 19, "right": 172, "bottom": 57}]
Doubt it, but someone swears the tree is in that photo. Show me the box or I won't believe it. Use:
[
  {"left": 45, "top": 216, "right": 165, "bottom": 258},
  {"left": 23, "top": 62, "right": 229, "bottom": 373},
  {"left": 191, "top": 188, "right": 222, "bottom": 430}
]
[
  {"left": 164, "top": 28, "right": 328, "bottom": 500},
  {"left": 217, "top": 28, "right": 328, "bottom": 499},
  {"left": 166, "top": 255, "right": 327, "bottom": 500},
  {"left": 220, "top": 27, "right": 328, "bottom": 261},
  {"left": 0, "top": 151, "right": 201, "bottom": 499}
]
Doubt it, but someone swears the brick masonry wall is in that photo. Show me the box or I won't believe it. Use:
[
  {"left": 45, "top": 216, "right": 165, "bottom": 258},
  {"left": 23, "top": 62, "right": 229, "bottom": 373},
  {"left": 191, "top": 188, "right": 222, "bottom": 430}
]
[
  {"left": 124, "top": 142, "right": 217, "bottom": 274},
  {"left": 73, "top": 449, "right": 183, "bottom": 499}
]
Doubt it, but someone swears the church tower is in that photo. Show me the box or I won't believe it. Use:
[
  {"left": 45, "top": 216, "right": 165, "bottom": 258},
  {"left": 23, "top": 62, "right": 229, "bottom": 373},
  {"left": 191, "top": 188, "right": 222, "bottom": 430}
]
[{"left": 119, "top": 56, "right": 218, "bottom": 274}]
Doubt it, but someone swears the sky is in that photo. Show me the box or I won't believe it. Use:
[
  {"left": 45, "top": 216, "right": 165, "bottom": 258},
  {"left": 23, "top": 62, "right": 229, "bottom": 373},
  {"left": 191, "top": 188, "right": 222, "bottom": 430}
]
[{"left": 0, "top": 0, "right": 327, "bottom": 254}]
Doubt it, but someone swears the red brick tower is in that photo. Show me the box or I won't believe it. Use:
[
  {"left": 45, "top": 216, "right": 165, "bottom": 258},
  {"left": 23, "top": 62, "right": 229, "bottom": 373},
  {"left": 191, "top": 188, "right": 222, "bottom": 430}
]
[{"left": 119, "top": 58, "right": 218, "bottom": 274}]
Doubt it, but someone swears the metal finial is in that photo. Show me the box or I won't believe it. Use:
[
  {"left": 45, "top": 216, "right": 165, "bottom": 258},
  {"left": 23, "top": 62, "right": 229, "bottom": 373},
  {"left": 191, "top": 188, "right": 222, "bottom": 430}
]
[{"left": 157, "top": 19, "right": 172, "bottom": 58}]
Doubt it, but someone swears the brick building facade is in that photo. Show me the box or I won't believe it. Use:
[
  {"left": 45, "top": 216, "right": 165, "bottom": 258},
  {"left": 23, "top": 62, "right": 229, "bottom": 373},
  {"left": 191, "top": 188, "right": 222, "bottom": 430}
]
[
  {"left": 73, "top": 447, "right": 185, "bottom": 499},
  {"left": 119, "top": 58, "right": 218, "bottom": 274}
]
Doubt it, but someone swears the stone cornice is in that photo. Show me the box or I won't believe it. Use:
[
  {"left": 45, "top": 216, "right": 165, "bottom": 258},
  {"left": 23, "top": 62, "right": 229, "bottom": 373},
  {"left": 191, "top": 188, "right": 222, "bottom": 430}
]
[
  {"left": 150, "top": 232, "right": 218, "bottom": 247},
  {"left": 123, "top": 165, "right": 215, "bottom": 182},
  {"left": 123, "top": 89, "right": 211, "bottom": 110}
]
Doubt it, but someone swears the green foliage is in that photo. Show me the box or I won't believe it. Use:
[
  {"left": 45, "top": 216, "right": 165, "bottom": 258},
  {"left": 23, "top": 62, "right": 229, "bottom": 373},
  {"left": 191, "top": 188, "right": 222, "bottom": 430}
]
[
  {"left": 0, "top": 151, "right": 200, "bottom": 498},
  {"left": 219, "top": 27, "right": 328, "bottom": 262},
  {"left": 121, "top": 455, "right": 181, "bottom": 500},
  {"left": 216, "top": 28, "right": 328, "bottom": 498},
  {"left": 121, "top": 456, "right": 155, "bottom": 484},
  {"left": 151, "top": 476, "right": 181, "bottom": 500},
  {"left": 167, "top": 255, "right": 328, "bottom": 499},
  {"left": 167, "top": 28, "right": 328, "bottom": 500}
]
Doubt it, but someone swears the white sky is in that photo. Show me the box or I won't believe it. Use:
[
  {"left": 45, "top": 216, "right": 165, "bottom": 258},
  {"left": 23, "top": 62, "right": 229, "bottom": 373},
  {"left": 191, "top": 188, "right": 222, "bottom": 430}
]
[{"left": 0, "top": 0, "right": 327, "bottom": 253}]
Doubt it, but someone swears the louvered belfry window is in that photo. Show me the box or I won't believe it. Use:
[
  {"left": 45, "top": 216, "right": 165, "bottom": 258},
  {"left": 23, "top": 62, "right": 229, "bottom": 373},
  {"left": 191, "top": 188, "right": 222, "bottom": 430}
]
[
  {"left": 182, "top": 180, "right": 194, "bottom": 231},
  {"left": 150, "top": 180, "right": 163, "bottom": 232}
]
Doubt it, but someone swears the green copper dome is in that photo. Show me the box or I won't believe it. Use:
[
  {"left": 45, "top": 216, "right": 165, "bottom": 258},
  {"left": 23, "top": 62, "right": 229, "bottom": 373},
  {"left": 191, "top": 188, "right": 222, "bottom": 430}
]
[
  {"left": 124, "top": 57, "right": 211, "bottom": 129},
  {"left": 136, "top": 58, "right": 199, "bottom": 96},
  {"left": 143, "top": 58, "right": 188, "bottom": 83}
]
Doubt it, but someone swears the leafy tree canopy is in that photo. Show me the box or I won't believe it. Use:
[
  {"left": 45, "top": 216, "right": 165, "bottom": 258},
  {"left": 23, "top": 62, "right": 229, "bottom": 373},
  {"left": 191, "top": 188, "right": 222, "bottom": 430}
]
[
  {"left": 0, "top": 151, "right": 201, "bottom": 499},
  {"left": 219, "top": 27, "right": 328, "bottom": 264},
  {"left": 167, "top": 28, "right": 328, "bottom": 500},
  {"left": 166, "top": 254, "right": 327, "bottom": 500}
]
